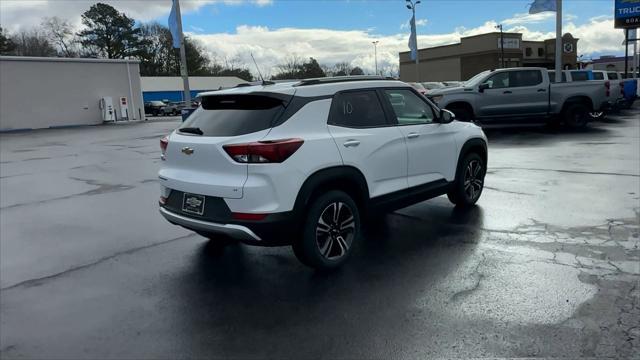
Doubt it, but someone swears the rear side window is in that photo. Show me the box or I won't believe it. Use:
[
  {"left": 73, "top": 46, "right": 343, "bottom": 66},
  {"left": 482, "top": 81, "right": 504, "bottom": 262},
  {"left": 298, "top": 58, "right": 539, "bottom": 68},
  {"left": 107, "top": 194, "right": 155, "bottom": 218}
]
[
  {"left": 511, "top": 70, "right": 543, "bottom": 87},
  {"left": 608, "top": 72, "right": 619, "bottom": 80},
  {"left": 570, "top": 71, "right": 589, "bottom": 81},
  {"left": 180, "top": 95, "right": 284, "bottom": 136},
  {"left": 593, "top": 72, "right": 604, "bottom": 80},
  {"left": 549, "top": 71, "right": 567, "bottom": 83},
  {"left": 329, "top": 91, "right": 388, "bottom": 128}
]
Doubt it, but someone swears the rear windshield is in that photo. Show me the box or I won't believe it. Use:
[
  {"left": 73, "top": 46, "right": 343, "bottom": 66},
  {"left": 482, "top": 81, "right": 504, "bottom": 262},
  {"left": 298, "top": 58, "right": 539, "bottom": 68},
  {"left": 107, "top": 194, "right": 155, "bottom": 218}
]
[
  {"left": 179, "top": 95, "right": 285, "bottom": 136},
  {"left": 570, "top": 71, "right": 590, "bottom": 81},
  {"left": 608, "top": 72, "right": 619, "bottom": 80},
  {"left": 593, "top": 72, "right": 604, "bottom": 80}
]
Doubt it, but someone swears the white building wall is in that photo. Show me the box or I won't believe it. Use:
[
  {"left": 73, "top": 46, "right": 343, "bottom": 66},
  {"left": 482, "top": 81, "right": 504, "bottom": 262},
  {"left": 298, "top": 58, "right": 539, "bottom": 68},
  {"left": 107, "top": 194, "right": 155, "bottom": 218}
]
[{"left": 0, "top": 56, "right": 144, "bottom": 131}]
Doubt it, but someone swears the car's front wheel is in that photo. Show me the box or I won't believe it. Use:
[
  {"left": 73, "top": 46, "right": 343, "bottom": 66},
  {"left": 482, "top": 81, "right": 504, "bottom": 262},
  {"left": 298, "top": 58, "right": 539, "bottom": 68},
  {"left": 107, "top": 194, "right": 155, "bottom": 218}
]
[
  {"left": 447, "top": 153, "right": 485, "bottom": 207},
  {"left": 293, "top": 190, "right": 360, "bottom": 270}
]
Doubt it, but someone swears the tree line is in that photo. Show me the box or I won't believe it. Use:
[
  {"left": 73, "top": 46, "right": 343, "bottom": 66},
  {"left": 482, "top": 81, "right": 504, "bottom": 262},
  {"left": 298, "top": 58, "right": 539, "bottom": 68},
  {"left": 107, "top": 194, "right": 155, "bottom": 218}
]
[{"left": 0, "top": 2, "right": 393, "bottom": 80}]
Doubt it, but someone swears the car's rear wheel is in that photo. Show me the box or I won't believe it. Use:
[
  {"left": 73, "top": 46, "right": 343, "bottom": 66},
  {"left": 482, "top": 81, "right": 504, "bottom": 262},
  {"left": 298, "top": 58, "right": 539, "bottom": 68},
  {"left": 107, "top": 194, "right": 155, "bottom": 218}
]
[
  {"left": 564, "top": 103, "right": 589, "bottom": 128},
  {"left": 293, "top": 190, "right": 360, "bottom": 270},
  {"left": 447, "top": 153, "right": 485, "bottom": 207}
]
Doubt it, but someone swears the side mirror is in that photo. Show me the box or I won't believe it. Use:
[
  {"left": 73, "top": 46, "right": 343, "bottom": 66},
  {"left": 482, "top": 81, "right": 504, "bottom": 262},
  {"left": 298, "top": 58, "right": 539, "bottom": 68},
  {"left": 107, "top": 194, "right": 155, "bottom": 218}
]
[
  {"left": 478, "top": 83, "right": 490, "bottom": 93},
  {"left": 439, "top": 109, "right": 455, "bottom": 124}
]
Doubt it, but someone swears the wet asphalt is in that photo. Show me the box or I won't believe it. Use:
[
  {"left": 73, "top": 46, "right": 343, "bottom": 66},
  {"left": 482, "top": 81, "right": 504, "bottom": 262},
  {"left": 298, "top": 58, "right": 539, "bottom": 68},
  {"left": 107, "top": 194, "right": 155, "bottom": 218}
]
[{"left": 0, "top": 110, "right": 639, "bottom": 359}]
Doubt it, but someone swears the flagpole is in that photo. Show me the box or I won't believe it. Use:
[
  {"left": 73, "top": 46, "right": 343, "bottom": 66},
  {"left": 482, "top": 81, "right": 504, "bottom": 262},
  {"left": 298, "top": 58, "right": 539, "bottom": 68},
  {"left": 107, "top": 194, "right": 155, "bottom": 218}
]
[
  {"left": 554, "top": 0, "right": 562, "bottom": 83},
  {"left": 174, "top": 0, "right": 191, "bottom": 105}
]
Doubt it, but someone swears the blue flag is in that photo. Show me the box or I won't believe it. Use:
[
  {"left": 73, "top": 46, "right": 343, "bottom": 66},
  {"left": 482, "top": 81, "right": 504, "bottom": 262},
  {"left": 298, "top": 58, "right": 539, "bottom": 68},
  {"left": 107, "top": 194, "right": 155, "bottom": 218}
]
[
  {"left": 408, "top": 14, "right": 418, "bottom": 61},
  {"left": 168, "top": 0, "right": 181, "bottom": 49},
  {"left": 529, "top": 0, "right": 557, "bottom": 14}
]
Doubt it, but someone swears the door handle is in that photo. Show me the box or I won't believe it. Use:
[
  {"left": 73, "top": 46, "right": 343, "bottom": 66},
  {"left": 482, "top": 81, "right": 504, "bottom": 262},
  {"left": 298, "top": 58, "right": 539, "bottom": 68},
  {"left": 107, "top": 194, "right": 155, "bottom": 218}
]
[
  {"left": 407, "top": 132, "right": 420, "bottom": 139},
  {"left": 503, "top": 90, "right": 512, "bottom": 94},
  {"left": 537, "top": 89, "right": 547, "bottom": 92},
  {"left": 343, "top": 139, "right": 360, "bottom": 148}
]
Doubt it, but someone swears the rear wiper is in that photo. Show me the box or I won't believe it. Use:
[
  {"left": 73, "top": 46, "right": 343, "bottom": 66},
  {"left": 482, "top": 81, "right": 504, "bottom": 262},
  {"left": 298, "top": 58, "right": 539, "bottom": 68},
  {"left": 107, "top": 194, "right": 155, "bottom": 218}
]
[{"left": 179, "top": 127, "right": 203, "bottom": 135}]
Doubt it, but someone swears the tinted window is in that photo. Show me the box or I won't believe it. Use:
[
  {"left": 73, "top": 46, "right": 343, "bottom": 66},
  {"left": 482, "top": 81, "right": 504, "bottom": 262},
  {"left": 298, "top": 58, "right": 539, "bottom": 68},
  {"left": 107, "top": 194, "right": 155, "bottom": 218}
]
[
  {"left": 512, "top": 70, "right": 543, "bottom": 87},
  {"left": 179, "top": 95, "right": 284, "bottom": 136},
  {"left": 483, "top": 72, "right": 510, "bottom": 89},
  {"left": 549, "top": 71, "right": 567, "bottom": 83},
  {"left": 593, "top": 72, "right": 605, "bottom": 80},
  {"left": 329, "top": 91, "right": 387, "bottom": 128},
  {"left": 608, "top": 72, "right": 619, "bottom": 80},
  {"left": 383, "top": 89, "right": 435, "bottom": 125},
  {"left": 570, "top": 71, "right": 589, "bottom": 81}
]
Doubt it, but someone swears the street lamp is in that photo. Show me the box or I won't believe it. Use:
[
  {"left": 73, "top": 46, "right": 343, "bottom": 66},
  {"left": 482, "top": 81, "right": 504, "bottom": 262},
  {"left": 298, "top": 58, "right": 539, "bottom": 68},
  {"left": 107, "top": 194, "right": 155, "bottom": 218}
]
[
  {"left": 372, "top": 40, "right": 379, "bottom": 75},
  {"left": 495, "top": 24, "right": 505, "bottom": 68},
  {"left": 406, "top": 0, "right": 421, "bottom": 81}
]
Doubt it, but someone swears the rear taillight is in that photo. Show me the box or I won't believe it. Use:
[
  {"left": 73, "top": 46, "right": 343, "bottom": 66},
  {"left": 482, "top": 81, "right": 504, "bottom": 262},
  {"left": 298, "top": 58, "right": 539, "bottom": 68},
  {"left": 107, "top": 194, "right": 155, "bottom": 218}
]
[
  {"left": 223, "top": 138, "right": 304, "bottom": 163},
  {"left": 620, "top": 81, "right": 625, "bottom": 95},
  {"left": 605, "top": 81, "right": 610, "bottom": 97},
  {"left": 160, "top": 136, "right": 169, "bottom": 160},
  {"left": 232, "top": 212, "right": 268, "bottom": 221}
]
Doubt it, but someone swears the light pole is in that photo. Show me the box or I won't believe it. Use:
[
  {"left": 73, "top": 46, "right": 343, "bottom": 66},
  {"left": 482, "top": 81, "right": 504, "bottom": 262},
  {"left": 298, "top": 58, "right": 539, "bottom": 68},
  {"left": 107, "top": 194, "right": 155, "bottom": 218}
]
[
  {"left": 406, "top": 0, "right": 421, "bottom": 81},
  {"left": 372, "top": 40, "right": 379, "bottom": 75},
  {"left": 495, "top": 24, "right": 504, "bottom": 68}
]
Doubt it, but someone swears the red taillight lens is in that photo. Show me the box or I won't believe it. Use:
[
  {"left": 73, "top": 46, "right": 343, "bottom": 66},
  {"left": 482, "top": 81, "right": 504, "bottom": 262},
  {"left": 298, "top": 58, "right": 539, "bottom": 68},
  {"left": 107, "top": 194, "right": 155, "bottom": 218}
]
[
  {"left": 620, "top": 81, "right": 625, "bottom": 95},
  {"left": 223, "top": 138, "right": 304, "bottom": 163},
  {"left": 160, "top": 136, "right": 169, "bottom": 156},
  {"left": 232, "top": 212, "right": 268, "bottom": 221},
  {"left": 605, "top": 81, "right": 610, "bottom": 97}
]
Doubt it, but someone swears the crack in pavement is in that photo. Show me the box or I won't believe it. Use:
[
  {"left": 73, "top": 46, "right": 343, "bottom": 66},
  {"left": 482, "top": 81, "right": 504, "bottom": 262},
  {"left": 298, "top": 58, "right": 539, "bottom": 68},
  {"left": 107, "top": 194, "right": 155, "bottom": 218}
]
[
  {"left": 490, "top": 167, "right": 640, "bottom": 178},
  {"left": 1, "top": 234, "right": 195, "bottom": 291}
]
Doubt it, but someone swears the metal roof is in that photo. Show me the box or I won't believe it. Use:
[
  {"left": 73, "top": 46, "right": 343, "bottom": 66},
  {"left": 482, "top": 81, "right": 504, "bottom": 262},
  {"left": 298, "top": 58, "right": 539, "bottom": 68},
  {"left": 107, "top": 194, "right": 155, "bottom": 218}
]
[{"left": 141, "top": 76, "right": 245, "bottom": 92}]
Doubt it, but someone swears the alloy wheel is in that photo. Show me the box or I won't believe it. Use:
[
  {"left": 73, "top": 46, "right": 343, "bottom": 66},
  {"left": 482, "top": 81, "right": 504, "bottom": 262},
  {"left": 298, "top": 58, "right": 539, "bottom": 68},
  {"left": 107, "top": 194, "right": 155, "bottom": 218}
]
[
  {"left": 315, "top": 202, "right": 355, "bottom": 260},
  {"left": 464, "top": 160, "right": 483, "bottom": 201}
]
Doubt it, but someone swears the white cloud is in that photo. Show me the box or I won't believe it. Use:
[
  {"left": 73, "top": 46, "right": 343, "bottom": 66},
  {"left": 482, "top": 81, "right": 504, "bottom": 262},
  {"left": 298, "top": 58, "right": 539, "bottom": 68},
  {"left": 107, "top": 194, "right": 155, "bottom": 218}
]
[
  {"left": 191, "top": 15, "right": 623, "bottom": 77},
  {"left": 400, "top": 18, "right": 428, "bottom": 30},
  {"left": 0, "top": 0, "right": 266, "bottom": 32},
  {"left": 502, "top": 12, "right": 555, "bottom": 26}
]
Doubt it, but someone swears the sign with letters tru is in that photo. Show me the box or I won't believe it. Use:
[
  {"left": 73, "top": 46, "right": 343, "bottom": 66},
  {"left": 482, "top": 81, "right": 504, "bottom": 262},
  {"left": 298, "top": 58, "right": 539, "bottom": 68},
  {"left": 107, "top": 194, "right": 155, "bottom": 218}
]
[{"left": 615, "top": 0, "right": 640, "bottom": 29}]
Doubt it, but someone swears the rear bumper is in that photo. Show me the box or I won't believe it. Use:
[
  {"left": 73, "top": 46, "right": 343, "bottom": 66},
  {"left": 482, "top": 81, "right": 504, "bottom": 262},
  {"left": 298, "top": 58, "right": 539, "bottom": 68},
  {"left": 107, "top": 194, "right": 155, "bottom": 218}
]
[{"left": 160, "top": 207, "right": 262, "bottom": 242}]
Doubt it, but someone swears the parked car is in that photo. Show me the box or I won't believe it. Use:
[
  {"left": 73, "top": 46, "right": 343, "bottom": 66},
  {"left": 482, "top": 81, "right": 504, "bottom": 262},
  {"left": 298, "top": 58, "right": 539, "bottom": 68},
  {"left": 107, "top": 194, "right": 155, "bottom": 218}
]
[
  {"left": 158, "top": 76, "right": 488, "bottom": 269},
  {"left": 144, "top": 101, "right": 166, "bottom": 116},
  {"left": 442, "top": 81, "right": 464, "bottom": 87},
  {"left": 408, "top": 82, "right": 428, "bottom": 95},
  {"left": 421, "top": 82, "right": 446, "bottom": 94},
  {"left": 428, "top": 67, "right": 610, "bottom": 128}
]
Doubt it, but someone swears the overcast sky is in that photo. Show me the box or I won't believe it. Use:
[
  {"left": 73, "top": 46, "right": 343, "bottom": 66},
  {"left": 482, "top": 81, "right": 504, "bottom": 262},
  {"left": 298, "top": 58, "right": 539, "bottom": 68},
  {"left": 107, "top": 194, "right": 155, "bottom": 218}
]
[{"left": 0, "top": 0, "right": 623, "bottom": 75}]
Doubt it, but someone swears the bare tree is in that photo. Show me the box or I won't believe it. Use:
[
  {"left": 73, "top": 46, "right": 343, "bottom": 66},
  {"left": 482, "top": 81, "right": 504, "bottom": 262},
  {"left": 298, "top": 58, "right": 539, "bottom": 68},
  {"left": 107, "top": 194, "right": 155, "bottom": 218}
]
[
  {"left": 11, "top": 29, "right": 57, "bottom": 57},
  {"left": 41, "top": 16, "right": 77, "bottom": 57}
]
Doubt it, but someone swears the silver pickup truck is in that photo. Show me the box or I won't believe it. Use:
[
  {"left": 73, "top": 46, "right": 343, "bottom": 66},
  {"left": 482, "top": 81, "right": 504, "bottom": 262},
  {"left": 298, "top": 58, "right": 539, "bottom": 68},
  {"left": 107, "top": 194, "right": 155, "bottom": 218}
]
[{"left": 428, "top": 67, "right": 610, "bottom": 128}]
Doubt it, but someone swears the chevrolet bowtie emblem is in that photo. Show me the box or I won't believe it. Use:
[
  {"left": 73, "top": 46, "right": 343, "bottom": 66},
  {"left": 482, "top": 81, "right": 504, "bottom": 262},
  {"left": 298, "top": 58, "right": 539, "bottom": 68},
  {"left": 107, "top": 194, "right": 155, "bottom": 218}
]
[{"left": 181, "top": 147, "right": 194, "bottom": 155}]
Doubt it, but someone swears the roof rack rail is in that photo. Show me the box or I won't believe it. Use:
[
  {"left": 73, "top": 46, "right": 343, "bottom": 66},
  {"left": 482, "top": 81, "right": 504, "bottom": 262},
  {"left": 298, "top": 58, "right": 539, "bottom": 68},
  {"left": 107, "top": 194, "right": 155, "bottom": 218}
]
[{"left": 294, "top": 75, "right": 397, "bottom": 87}]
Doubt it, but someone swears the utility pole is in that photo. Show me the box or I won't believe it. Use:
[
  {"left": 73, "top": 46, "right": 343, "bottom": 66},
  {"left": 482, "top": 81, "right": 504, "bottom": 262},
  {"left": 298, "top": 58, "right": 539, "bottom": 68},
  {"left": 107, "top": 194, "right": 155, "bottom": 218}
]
[
  {"left": 174, "top": 0, "right": 191, "bottom": 105},
  {"left": 372, "top": 40, "right": 379, "bottom": 75},
  {"left": 554, "top": 0, "right": 562, "bottom": 83},
  {"left": 496, "top": 24, "right": 504, "bottom": 68}
]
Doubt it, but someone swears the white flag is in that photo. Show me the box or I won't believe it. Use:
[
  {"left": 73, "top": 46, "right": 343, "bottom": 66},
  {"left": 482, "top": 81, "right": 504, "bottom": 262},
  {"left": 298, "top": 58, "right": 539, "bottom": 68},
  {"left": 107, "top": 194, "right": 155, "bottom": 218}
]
[
  {"left": 408, "top": 14, "right": 418, "bottom": 61},
  {"left": 529, "top": 0, "right": 557, "bottom": 14}
]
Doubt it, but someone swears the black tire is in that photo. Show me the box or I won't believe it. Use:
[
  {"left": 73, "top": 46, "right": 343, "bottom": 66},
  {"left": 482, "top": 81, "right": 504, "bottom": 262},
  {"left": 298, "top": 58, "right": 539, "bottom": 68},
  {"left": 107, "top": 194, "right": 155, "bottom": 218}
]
[
  {"left": 292, "top": 190, "right": 360, "bottom": 270},
  {"left": 447, "top": 153, "right": 485, "bottom": 207},
  {"left": 448, "top": 106, "right": 473, "bottom": 122},
  {"left": 563, "top": 103, "right": 589, "bottom": 128}
]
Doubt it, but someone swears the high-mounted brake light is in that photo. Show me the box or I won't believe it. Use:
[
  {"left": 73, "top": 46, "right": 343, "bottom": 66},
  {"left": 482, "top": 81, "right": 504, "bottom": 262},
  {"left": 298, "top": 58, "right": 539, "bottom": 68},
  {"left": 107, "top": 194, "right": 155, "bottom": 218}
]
[
  {"left": 160, "top": 136, "right": 169, "bottom": 160},
  {"left": 223, "top": 138, "right": 304, "bottom": 163}
]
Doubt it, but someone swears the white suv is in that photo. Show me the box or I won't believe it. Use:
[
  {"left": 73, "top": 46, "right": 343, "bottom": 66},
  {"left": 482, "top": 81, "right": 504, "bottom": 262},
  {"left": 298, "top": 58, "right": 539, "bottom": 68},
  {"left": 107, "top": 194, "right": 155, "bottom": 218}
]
[{"left": 158, "top": 77, "right": 488, "bottom": 269}]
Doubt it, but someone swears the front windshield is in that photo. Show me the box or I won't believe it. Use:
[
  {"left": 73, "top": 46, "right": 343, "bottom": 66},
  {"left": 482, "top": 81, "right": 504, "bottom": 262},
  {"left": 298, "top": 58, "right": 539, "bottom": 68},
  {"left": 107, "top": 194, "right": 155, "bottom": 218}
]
[{"left": 465, "top": 70, "right": 491, "bottom": 87}]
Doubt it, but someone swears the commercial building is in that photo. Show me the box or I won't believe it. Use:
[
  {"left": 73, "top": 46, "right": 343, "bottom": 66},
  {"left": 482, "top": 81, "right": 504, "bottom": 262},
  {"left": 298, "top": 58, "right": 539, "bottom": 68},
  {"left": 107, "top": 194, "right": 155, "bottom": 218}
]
[
  {"left": 399, "top": 32, "right": 579, "bottom": 82},
  {"left": 0, "top": 56, "right": 143, "bottom": 131},
  {"left": 141, "top": 76, "right": 245, "bottom": 102},
  {"left": 589, "top": 55, "right": 638, "bottom": 75}
]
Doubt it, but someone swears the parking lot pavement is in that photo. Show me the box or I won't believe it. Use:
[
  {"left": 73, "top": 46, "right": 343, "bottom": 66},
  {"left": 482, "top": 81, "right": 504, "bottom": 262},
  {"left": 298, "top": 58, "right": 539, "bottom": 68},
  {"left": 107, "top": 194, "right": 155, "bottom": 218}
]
[{"left": 1, "top": 109, "right": 638, "bottom": 358}]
